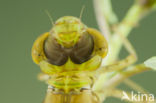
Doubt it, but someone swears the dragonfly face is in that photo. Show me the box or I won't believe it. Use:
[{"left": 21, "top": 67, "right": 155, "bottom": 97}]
[
  {"left": 32, "top": 16, "right": 108, "bottom": 99},
  {"left": 51, "top": 16, "right": 87, "bottom": 48}
]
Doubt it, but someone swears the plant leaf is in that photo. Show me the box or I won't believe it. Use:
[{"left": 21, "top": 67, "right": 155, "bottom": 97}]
[{"left": 144, "top": 56, "right": 156, "bottom": 70}]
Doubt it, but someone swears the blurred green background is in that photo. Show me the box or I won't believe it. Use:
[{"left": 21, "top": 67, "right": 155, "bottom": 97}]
[{"left": 0, "top": 0, "right": 156, "bottom": 103}]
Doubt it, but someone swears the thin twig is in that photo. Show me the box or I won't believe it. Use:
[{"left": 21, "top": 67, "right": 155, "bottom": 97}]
[
  {"left": 105, "top": 4, "right": 144, "bottom": 64},
  {"left": 93, "top": 0, "right": 111, "bottom": 41}
]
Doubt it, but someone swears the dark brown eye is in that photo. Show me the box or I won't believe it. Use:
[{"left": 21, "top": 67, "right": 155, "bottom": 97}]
[
  {"left": 43, "top": 31, "right": 94, "bottom": 65},
  {"left": 44, "top": 35, "right": 68, "bottom": 66},
  {"left": 70, "top": 32, "right": 94, "bottom": 64},
  {"left": 45, "top": 51, "right": 68, "bottom": 66}
]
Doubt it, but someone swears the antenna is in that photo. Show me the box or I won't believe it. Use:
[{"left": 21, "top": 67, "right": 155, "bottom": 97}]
[
  {"left": 45, "top": 10, "right": 55, "bottom": 26},
  {"left": 79, "top": 5, "right": 85, "bottom": 20}
]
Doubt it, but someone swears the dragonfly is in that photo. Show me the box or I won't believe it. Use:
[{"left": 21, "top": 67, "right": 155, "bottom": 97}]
[{"left": 31, "top": 2, "right": 156, "bottom": 103}]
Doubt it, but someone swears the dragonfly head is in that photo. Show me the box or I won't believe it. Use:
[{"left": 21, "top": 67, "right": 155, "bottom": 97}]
[{"left": 51, "top": 16, "right": 87, "bottom": 48}]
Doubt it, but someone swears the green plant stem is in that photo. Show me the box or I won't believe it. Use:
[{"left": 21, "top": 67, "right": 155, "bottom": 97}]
[
  {"left": 93, "top": 2, "right": 145, "bottom": 94},
  {"left": 93, "top": 0, "right": 114, "bottom": 41},
  {"left": 93, "top": 0, "right": 156, "bottom": 102},
  {"left": 105, "top": 4, "right": 144, "bottom": 65},
  {"left": 99, "top": 0, "right": 118, "bottom": 24}
]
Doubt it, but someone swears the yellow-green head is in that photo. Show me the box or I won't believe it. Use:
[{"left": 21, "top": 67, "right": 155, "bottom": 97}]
[{"left": 50, "top": 16, "right": 87, "bottom": 48}]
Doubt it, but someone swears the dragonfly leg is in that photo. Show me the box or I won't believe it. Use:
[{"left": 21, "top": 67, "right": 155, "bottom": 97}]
[
  {"left": 93, "top": 31, "right": 139, "bottom": 99},
  {"left": 99, "top": 55, "right": 136, "bottom": 73},
  {"left": 94, "top": 64, "right": 152, "bottom": 102},
  {"left": 38, "top": 72, "right": 49, "bottom": 81},
  {"left": 102, "top": 64, "right": 151, "bottom": 89},
  {"left": 123, "top": 78, "right": 148, "bottom": 94},
  {"left": 99, "top": 26, "right": 137, "bottom": 73}
]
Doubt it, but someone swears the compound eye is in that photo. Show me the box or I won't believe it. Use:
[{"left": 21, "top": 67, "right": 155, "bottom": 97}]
[
  {"left": 70, "top": 32, "right": 94, "bottom": 64},
  {"left": 32, "top": 33, "right": 50, "bottom": 64},
  {"left": 46, "top": 54, "right": 68, "bottom": 66},
  {"left": 44, "top": 37, "right": 68, "bottom": 66}
]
